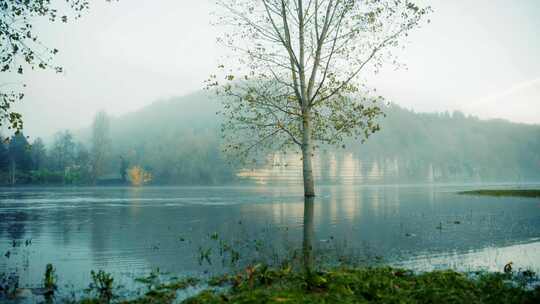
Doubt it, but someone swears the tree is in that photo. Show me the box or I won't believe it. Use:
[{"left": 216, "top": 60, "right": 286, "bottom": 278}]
[
  {"left": 127, "top": 165, "right": 152, "bottom": 187},
  {"left": 30, "top": 137, "right": 46, "bottom": 170},
  {"left": 91, "top": 111, "right": 111, "bottom": 183},
  {"left": 0, "top": 0, "right": 113, "bottom": 136},
  {"left": 0, "top": 89, "right": 24, "bottom": 137},
  {"left": 75, "top": 142, "right": 91, "bottom": 182},
  {"left": 75, "top": 142, "right": 90, "bottom": 168},
  {"left": 7, "top": 132, "right": 31, "bottom": 184},
  {"left": 210, "top": 0, "right": 429, "bottom": 196},
  {"left": 50, "top": 130, "right": 76, "bottom": 171},
  {"left": 8, "top": 133, "right": 31, "bottom": 170},
  {"left": 119, "top": 156, "right": 129, "bottom": 183},
  {"left": 0, "top": 135, "right": 8, "bottom": 171}
]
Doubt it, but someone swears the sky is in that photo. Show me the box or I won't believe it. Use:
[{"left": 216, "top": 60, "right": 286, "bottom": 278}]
[{"left": 5, "top": 0, "right": 540, "bottom": 139}]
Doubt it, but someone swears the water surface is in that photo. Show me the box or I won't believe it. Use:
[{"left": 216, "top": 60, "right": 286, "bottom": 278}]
[{"left": 1, "top": 184, "right": 539, "bottom": 295}]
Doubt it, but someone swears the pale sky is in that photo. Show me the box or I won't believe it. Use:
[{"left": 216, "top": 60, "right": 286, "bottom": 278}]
[{"left": 5, "top": 0, "right": 540, "bottom": 138}]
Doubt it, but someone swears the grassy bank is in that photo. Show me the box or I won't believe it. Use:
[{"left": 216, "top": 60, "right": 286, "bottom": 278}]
[
  {"left": 458, "top": 189, "right": 540, "bottom": 198},
  {"left": 71, "top": 266, "right": 539, "bottom": 304},
  {"left": 184, "top": 267, "right": 538, "bottom": 304},
  {"left": 3, "top": 265, "right": 539, "bottom": 303}
]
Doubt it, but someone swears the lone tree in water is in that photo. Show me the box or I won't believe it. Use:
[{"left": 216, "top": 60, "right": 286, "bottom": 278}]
[{"left": 210, "top": 0, "right": 429, "bottom": 197}]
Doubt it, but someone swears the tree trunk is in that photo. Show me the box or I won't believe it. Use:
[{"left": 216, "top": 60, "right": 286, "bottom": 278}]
[
  {"left": 301, "top": 111, "right": 315, "bottom": 197},
  {"left": 10, "top": 159, "right": 16, "bottom": 185},
  {"left": 303, "top": 196, "right": 315, "bottom": 274}
]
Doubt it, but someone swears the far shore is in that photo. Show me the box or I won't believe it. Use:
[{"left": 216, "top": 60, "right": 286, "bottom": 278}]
[{"left": 458, "top": 189, "right": 540, "bottom": 198}]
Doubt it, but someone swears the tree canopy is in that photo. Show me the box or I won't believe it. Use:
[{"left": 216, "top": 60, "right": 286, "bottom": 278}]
[
  {"left": 209, "top": 0, "right": 430, "bottom": 196},
  {"left": 0, "top": 0, "right": 112, "bottom": 136}
]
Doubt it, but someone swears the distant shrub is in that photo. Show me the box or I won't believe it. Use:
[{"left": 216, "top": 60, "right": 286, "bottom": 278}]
[{"left": 127, "top": 166, "right": 152, "bottom": 187}]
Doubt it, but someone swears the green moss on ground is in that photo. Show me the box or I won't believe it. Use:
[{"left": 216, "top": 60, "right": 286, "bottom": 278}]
[
  {"left": 72, "top": 267, "right": 540, "bottom": 303},
  {"left": 458, "top": 189, "right": 540, "bottom": 198},
  {"left": 185, "top": 267, "right": 540, "bottom": 304}
]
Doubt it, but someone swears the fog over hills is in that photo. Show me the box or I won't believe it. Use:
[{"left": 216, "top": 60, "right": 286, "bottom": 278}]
[
  {"left": 85, "top": 91, "right": 539, "bottom": 185},
  {"left": 8, "top": 91, "right": 537, "bottom": 186}
]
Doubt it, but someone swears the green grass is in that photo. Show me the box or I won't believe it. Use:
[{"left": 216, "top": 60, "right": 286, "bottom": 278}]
[
  {"left": 54, "top": 266, "right": 540, "bottom": 303},
  {"left": 183, "top": 266, "right": 540, "bottom": 304},
  {"left": 458, "top": 189, "right": 540, "bottom": 198}
]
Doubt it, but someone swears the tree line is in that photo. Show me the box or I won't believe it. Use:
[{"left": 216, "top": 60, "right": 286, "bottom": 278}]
[
  {"left": 0, "top": 111, "right": 139, "bottom": 186},
  {"left": 2, "top": 94, "right": 539, "bottom": 186}
]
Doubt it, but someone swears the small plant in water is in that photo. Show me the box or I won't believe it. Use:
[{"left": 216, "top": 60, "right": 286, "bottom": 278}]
[
  {"left": 88, "top": 270, "right": 114, "bottom": 303},
  {"left": 43, "top": 264, "right": 57, "bottom": 301},
  {"left": 198, "top": 246, "right": 212, "bottom": 266},
  {"left": 0, "top": 272, "right": 19, "bottom": 298},
  {"left": 135, "top": 268, "right": 162, "bottom": 291}
]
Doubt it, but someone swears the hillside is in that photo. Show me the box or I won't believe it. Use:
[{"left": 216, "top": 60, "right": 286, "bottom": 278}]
[{"left": 103, "top": 92, "right": 540, "bottom": 185}]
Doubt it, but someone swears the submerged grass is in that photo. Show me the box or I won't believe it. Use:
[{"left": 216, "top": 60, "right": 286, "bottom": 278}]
[
  {"left": 458, "top": 189, "right": 540, "bottom": 198},
  {"left": 73, "top": 266, "right": 540, "bottom": 304},
  {"left": 6, "top": 219, "right": 540, "bottom": 303},
  {"left": 4, "top": 258, "right": 539, "bottom": 303},
  {"left": 183, "top": 266, "right": 540, "bottom": 304},
  {"left": 76, "top": 276, "right": 200, "bottom": 304}
]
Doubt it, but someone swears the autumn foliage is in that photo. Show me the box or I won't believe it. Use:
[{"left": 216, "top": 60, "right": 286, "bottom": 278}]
[{"left": 127, "top": 166, "right": 152, "bottom": 187}]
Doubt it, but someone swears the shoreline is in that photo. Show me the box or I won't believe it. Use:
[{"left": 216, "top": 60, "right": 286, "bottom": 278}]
[{"left": 458, "top": 189, "right": 540, "bottom": 198}]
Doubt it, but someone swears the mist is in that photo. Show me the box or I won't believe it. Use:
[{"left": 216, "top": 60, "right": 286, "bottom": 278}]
[
  {"left": 1, "top": 0, "right": 538, "bottom": 140},
  {"left": 1, "top": 1, "right": 540, "bottom": 303}
]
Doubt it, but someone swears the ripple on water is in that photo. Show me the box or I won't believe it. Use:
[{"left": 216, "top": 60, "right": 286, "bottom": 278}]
[{"left": 1, "top": 184, "right": 540, "bottom": 297}]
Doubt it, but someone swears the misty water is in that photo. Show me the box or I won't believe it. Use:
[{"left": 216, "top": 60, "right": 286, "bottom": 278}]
[{"left": 1, "top": 183, "right": 540, "bottom": 297}]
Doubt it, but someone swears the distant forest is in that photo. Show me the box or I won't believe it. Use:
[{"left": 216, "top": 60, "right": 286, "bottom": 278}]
[{"left": 1, "top": 92, "right": 539, "bottom": 186}]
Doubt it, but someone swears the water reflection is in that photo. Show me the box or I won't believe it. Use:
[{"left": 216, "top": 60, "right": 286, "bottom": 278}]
[
  {"left": 0, "top": 184, "right": 539, "bottom": 292},
  {"left": 399, "top": 241, "right": 540, "bottom": 273}
]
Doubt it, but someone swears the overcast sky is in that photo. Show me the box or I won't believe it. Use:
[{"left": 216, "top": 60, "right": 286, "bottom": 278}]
[{"left": 6, "top": 0, "right": 540, "bottom": 138}]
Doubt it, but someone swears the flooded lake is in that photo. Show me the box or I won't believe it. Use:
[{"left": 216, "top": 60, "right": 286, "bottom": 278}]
[{"left": 1, "top": 184, "right": 540, "bottom": 296}]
